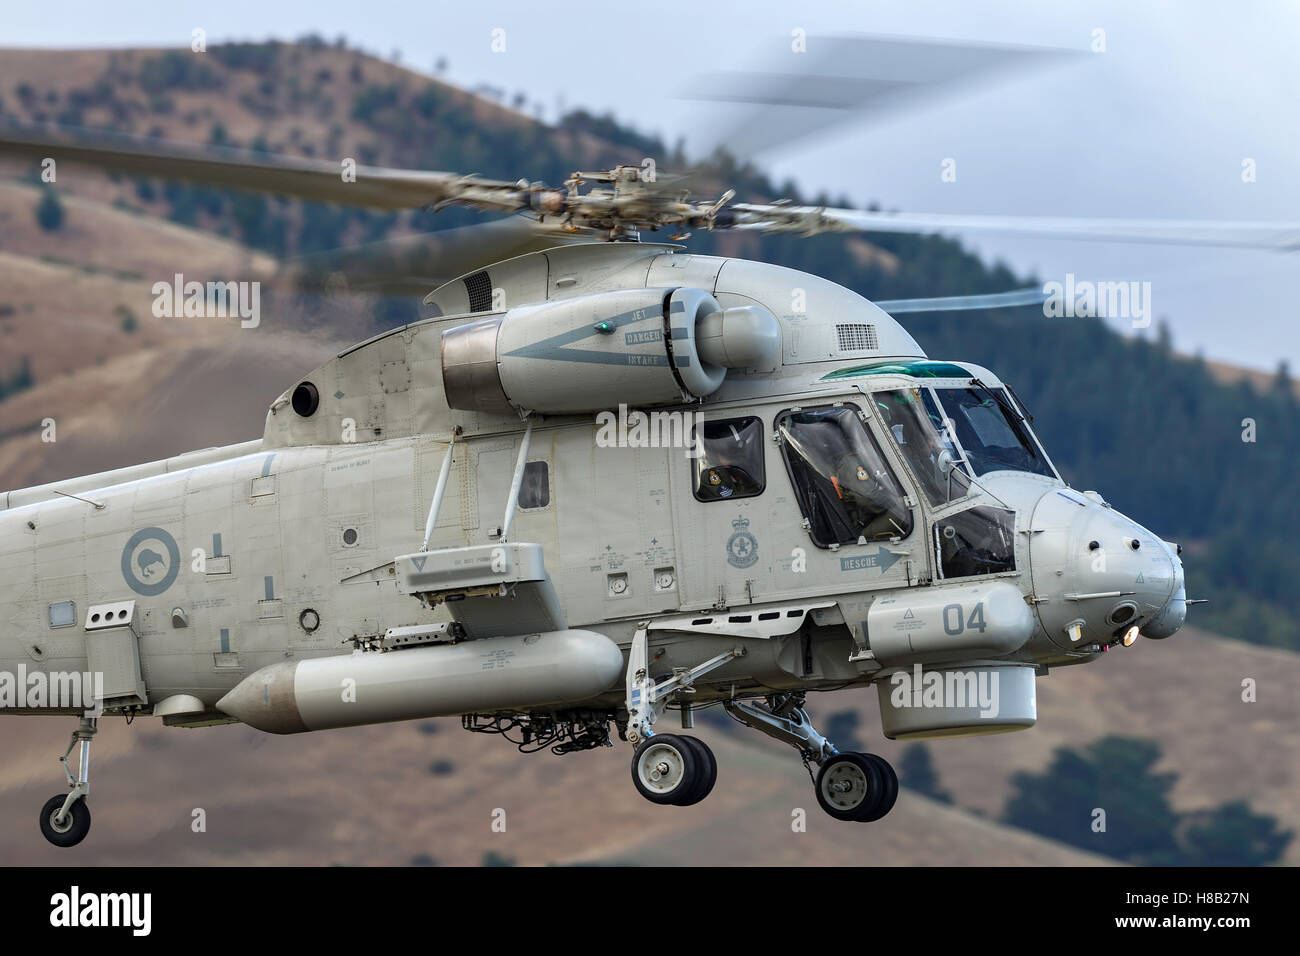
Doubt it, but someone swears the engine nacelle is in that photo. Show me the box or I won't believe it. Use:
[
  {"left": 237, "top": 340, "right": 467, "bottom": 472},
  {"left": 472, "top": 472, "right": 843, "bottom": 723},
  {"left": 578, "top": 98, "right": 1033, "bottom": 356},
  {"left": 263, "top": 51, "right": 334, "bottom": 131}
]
[{"left": 441, "top": 287, "right": 780, "bottom": 415}]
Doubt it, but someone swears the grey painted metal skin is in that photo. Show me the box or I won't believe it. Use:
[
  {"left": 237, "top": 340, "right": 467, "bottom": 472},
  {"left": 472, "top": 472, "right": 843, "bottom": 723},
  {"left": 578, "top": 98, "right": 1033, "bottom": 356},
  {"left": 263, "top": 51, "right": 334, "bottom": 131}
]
[{"left": 0, "top": 242, "right": 1186, "bottom": 741}]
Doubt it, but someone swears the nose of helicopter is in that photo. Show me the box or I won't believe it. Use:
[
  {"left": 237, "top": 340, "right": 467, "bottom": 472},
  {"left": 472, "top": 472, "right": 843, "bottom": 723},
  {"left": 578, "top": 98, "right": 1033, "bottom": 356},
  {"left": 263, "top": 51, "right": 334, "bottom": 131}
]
[{"left": 1028, "top": 488, "right": 1185, "bottom": 650}]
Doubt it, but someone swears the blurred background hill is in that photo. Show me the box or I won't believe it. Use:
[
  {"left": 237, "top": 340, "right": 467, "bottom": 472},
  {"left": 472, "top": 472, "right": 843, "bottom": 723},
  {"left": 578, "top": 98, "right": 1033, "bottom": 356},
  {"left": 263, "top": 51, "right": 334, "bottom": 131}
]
[{"left": 0, "top": 39, "right": 1293, "bottom": 865}]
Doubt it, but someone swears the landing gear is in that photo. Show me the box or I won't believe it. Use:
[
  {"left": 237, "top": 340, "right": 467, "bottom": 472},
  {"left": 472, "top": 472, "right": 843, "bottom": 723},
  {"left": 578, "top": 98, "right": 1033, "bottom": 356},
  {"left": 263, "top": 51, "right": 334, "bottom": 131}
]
[
  {"left": 725, "top": 692, "right": 898, "bottom": 823},
  {"left": 630, "top": 733, "right": 718, "bottom": 806},
  {"left": 39, "top": 717, "right": 97, "bottom": 848},
  {"left": 40, "top": 794, "right": 91, "bottom": 847},
  {"left": 677, "top": 736, "right": 718, "bottom": 807},
  {"left": 857, "top": 753, "right": 898, "bottom": 822},
  {"left": 623, "top": 623, "right": 736, "bottom": 809},
  {"left": 618, "top": 625, "right": 896, "bottom": 819},
  {"left": 815, "top": 752, "right": 897, "bottom": 822}
]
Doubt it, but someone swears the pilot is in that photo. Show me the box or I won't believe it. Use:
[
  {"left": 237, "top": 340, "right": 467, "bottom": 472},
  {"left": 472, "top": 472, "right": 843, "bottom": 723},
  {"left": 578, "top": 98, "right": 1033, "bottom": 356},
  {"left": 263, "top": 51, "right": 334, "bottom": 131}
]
[{"left": 827, "top": 451, "right": 895, "bottom": 536}]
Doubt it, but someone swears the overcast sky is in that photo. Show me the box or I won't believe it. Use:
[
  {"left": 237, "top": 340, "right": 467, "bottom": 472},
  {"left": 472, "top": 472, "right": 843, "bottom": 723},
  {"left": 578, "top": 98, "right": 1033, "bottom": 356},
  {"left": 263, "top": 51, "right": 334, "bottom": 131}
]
[{"left": 6, "top": 0, "right": 1297, "bottom": 372}]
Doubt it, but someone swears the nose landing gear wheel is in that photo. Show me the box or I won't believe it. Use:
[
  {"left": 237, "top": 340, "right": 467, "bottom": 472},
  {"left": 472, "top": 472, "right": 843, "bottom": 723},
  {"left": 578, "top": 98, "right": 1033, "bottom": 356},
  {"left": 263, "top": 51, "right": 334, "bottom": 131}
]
[{"left": 39, "top": 795, "right": 91, "bottom": 848}]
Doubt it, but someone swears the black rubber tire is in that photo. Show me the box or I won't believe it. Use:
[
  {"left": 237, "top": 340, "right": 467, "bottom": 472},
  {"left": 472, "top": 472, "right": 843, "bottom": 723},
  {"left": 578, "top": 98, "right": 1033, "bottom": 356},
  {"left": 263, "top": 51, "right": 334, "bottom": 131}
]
[
  {"left": 815, "top": 752, "right": 884, "bottom": 822},
  {"left": 631, "top": 734, "right": 698, "bottom": 805},
  {"left": 855, "top": 753, "right": 899, "bottom": 822},
  {"left": 39, "top": 794, "right": 91, "bottom": 848},
  {"left": 674, "top": 736, "right": 718, "bottom": 806}
]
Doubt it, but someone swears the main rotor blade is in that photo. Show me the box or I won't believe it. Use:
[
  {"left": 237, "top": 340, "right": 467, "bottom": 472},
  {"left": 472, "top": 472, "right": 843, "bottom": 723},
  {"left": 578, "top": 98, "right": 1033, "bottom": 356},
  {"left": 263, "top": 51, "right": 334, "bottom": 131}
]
[
  {"left": 729, "top": 204, "right": 1300, "bottom": 251},
  {"left": 875, "top": 288, "right": 1049, "bottom": 314},
  {"left": 282, "top": 216, "right": 588, "bottom": 297},
  {"left": 682, "top": 33, "right": 1075, "bottom": 159},
  {"left": 0, "top": 122, "right": 522, "bottom": 211}
]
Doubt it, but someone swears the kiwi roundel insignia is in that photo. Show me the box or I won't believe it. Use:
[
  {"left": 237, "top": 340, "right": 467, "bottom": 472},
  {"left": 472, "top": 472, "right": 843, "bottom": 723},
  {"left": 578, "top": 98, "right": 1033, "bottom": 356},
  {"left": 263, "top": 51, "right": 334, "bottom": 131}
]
[{"left": 121, "top": 527, "right": 181, "bottom": 597}]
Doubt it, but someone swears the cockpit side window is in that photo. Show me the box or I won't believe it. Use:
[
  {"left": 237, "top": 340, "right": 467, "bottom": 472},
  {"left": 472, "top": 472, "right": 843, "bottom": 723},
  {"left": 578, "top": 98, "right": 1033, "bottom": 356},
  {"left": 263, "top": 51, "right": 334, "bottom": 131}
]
[
  {"left": 935, "top": 506, "right": 1017, "bottom": 578},
  {"left": 776, "top": 405, "right": 913, "bottom": 548},
  {"left": 875, "top": 388, "right": 973, "bottom": 506}
]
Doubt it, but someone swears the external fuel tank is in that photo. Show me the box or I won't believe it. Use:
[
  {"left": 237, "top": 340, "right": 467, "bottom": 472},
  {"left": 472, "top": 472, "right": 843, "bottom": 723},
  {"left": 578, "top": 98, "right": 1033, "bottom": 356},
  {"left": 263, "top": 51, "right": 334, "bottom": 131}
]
[{"left": 216, "top": 629, "right": 624, "bottom": 734}]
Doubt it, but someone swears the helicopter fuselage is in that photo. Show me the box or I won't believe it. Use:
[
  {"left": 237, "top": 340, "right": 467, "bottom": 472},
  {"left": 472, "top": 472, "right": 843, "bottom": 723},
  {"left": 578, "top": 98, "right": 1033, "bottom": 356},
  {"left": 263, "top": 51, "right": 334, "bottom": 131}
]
[{"left": 0, "top": 242, "right": 1187, "bottom": 742}]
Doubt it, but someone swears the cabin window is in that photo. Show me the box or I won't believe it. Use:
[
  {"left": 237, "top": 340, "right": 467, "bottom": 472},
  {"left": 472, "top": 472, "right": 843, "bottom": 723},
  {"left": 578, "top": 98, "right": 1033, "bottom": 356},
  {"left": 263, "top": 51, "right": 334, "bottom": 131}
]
[
  {"left": 777, "top": 405, "right": 913, "bottom": 547},
  {"left": 691, "top": 416, "right": 765, "bottom": 502},
  {"left": 48, "top": 601, "right": 76, "bottom": 628},
  {"left": 518, "top": 461, "right": 550, "bottom": 509}
]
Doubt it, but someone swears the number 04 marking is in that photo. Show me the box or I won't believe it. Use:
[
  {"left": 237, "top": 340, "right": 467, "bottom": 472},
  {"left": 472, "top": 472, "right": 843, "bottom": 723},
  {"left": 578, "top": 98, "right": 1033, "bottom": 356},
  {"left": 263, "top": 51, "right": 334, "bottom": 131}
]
[{"left": 942, "top": 601, "right": 987, "bottom": 635}]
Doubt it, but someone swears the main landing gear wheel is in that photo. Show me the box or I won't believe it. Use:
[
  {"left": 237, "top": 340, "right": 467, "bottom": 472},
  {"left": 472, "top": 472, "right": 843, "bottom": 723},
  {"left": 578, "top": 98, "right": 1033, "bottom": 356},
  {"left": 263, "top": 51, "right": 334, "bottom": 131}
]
[
  {"left": 816, "top": 753, "right": 881, "bottom": 821},
  {"left": 676, "top": 736, "right": 718, "bottom": 807},
  {"left": 856, "top": 753, "right": 898, "bottom": 822},
  {"left": 815, "top": 752, "right": 897, "bottom": 822},
  {"left": 631, "top": 734, "right": 717, "bottom": 806},
  {"left": 723, "top": 694, "right": 899, "bottom": 822},
  {"left": 39, "top": 795, "right": 91, "bottom": 848}
]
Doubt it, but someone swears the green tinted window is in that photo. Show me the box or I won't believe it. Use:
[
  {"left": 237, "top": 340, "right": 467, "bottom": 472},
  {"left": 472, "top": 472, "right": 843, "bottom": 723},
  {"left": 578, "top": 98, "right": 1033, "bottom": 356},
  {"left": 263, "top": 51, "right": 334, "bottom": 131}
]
[{"left": 821, "top": 360, "right": 970, "bottom": 381}]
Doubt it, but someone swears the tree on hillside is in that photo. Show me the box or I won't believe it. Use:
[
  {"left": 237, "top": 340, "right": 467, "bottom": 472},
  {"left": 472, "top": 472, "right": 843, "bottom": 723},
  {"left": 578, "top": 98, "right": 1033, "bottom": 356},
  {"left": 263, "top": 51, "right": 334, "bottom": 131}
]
[
  {"left": 1002, "top": 736, "right": 1291, "bottom": 865},
  {"left": 1273, "top": 360, "right": 1295, "bottom": 402},
  {"left": 898, "top": 744, "right": 952, "bottom": 804},
  {"left": 36, "top": 188, "right": 64, "bottom": 231},
  {"left": 1179, "top": 801, "right": 1293, "bottom": 866},
  {"left": 824, "top": 710, "right": 863, "bottom": 753},
  {"left": 0, "top": 356, "right": 35, "bottom": 400},
  {"left": 1002, "top": 736, "right": 1181, "bottom": 864}
]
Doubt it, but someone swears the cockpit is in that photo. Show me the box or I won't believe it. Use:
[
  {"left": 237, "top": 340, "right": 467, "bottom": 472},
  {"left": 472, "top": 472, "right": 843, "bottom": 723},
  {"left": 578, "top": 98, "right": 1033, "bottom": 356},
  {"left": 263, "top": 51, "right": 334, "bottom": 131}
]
[
  {"left": 823, "top": 361, "right": 1058, "bottom": 502},
  {"left": 776, "top": 360, "right": 1061, "bottom": 577},
  {"left": 872, "top": 383, "right": 1056, "bottom": 505}
]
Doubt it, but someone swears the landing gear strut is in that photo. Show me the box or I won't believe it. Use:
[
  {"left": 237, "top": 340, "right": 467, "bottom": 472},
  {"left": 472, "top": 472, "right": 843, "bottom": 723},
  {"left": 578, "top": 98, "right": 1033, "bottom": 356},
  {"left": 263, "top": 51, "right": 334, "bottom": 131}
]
[
  {"left": 725, "top": 693, "right": 898, "bottom": 822},
  {"left": 624, "top": 623, "right": 736, "bottom": 808},
  {"left": 39, "top": 717, "right": 96, "bottom": 847}
]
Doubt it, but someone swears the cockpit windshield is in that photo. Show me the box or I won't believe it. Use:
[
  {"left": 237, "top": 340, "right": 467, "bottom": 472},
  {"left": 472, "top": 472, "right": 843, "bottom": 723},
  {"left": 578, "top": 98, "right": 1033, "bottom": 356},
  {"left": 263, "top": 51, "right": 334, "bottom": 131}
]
[
  {"left": 932, "top": 386, "right": 1055, "bottom": 479},
  {"left": 874, "top": 388, "right": 973, "bottom": 506}
]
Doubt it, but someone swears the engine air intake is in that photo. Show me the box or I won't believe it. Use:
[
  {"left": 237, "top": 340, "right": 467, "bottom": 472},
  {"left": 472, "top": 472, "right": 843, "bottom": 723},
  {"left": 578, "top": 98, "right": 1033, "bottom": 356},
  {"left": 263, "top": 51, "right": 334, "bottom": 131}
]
[{"left": 441, "top": 287, "right": 780, "bottom": 415}]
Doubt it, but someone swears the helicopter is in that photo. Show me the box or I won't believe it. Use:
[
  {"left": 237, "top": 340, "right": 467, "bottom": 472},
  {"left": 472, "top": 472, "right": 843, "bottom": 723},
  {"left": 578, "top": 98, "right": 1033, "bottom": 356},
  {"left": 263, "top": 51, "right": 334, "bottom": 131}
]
[{"left": 1, "top": 110, "right": 1297, "bottom": 848}]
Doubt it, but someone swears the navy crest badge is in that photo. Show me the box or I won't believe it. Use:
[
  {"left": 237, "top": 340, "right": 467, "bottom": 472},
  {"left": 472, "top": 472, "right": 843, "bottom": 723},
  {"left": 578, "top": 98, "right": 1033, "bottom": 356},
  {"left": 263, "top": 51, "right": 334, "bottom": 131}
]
[{"left": 726, "top": 515, "right": 759, "bottom": 569}]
